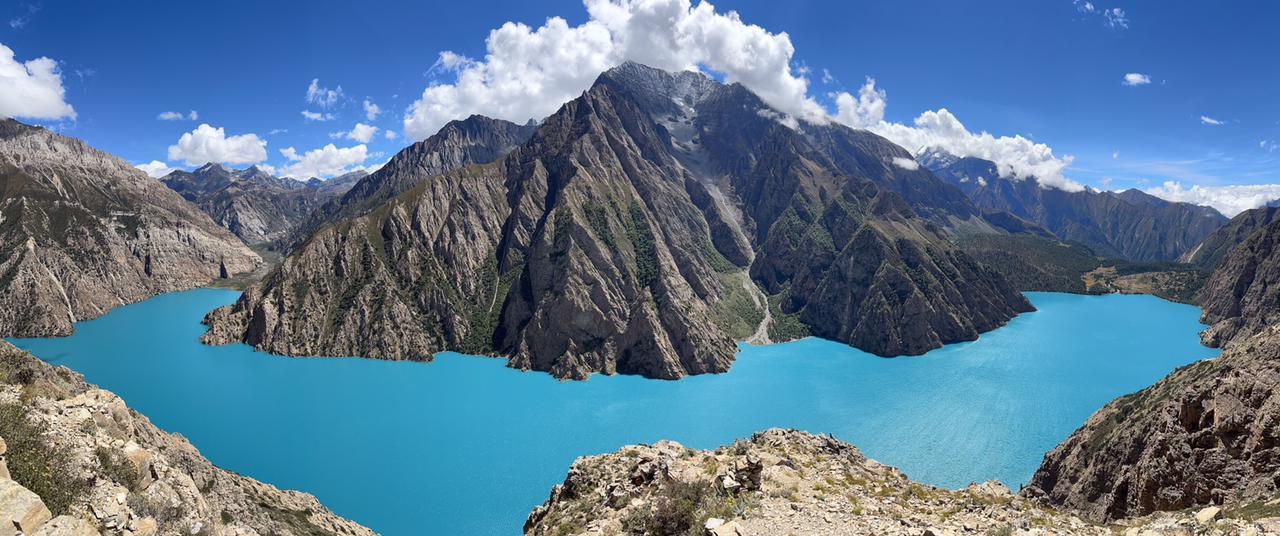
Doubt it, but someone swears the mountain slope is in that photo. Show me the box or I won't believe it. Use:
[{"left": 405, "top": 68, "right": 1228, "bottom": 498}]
[
  {"left": 0, "top": 119, "right": 260, "bottom": 337},
  {"left": 925, "top": 152, "right": 1227, "bottom": 261},
  {"left": 162, "top": 164, "right": 364, "bottom": 244},
  {"left": 1180, "top": 205, "right": 1280, "bottom": 270},
  {"left": 203, "top": 62, "right": 1030, "bottom": 380},
  {"left": 1025, "top": 219, "right": 1280, "bottom": 521},
  {"left": 281, "top": 115, "right": 537, "bottom": 249}
]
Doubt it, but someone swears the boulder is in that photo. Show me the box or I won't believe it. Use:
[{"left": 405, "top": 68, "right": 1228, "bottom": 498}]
[
  {"left": 1195, "top": 506, "right": 1222, "bottom": 524},
  {"left": 0, "top": 479, "right": 53, "bottom": 536}
]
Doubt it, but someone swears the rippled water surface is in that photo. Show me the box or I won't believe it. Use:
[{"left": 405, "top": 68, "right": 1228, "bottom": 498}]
[{"left": 10, "top": 290, "right": 1217, "bottom": 535}]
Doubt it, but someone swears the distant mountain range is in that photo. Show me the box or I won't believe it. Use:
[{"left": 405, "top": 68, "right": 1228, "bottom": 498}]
[
  {"left": 921, "top": 149, "right": 1228, "bottom": 262},
  {"left": 0, "top": 119, "right": 260, "bottom": 337},
  {"left": 160, "top": 164, "right": 364, "bottom": 244},
  {"left": 201, "top": 62, "right": 1034, "bottom": 380}
]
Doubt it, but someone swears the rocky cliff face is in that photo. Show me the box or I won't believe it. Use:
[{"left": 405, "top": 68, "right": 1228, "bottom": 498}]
[
  {"left": 1197, "top": 218, "right": 1280, "bottom": 347},
  {"left": 1181, "top": 206, "right": 1280, "bottom": 270},
  {"left": 161, "top": 164, "right": 364, "bottom": 245},
  {"left": 282, "top": 115, "right": 537, "bottom": 249},
  {"left": 1026, "top": 219, "right": 1280, "bottom": 522},
  {"left": 0, "top": 341, "right": 371, "bottom": 536},
  {"left": 525, "top": 429, "right": 1277, "bottom": 536},
  {"left": 203, "top": 62, "right": 1031, "bottom": 380},
  {"left": 0, "top": 120, "right": 260, "bottom": 338},
  {"left": 925, "top": 152, "right": 1227, "bottom": 262},
  {"left": 1025, "top": 326, "right": 1280, "bottom": 523}
]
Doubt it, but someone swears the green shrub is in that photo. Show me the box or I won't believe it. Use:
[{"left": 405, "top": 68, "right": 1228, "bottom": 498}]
[{"left": 0, "top": 402, "right": 88, "bottom": 515}]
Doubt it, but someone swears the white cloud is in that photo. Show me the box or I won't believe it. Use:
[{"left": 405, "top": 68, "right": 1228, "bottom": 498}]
[
  {"left": 305, "top": 79, "right": 343, "bottom": 108},
  {"left": 269, "top": 128, "right": 288, "bottom": 135},
  {"left": 821, "top": 68, "right": 833, "bottom": 85},
  {"left": 1200, "top": 115, "right": 1224, "bottom": 126},
  {"left": 301, "top": 110, "right": 336, "bottom": 122},
  {"left": 1122, "top": 73, "right": 1150, "bottom": 86},
  {"left": 0, "top": 43, "right": 75, "bottom": 120},
  {"left": 135, "top": 160, "right": 176, "bottom": 178},
  {"left": 384, "top": 129, "right": 398, "bottom": 140},
  {"left": 279, "top": 143, "right": 368, "bottom": 179},
  {"left": 1262, "top": 140, "right": 1278, "bottom": 152},
  {"left": 891, "top": 157, "right": 919, "bottom": 171},
  {"left": 362, "top": 99, "right": 381, "bottom": 120},
  {"left": 404, "top": 0, "right": 826, "bottom": 140},
  {"left": 334, "top": 122, "right": 379, "bottom": 143},
  {"left": 1144, "top": 181, "right": 1280, "bottom": 217},
  {"left": 158, "top": 110, "right": 198, "bottom": 121},
  {"left": 1074, "top": 0, "right": 1096, "bottom": 13},
  {"left": 255, "top": 164, "right": 277, "bottom": 175},
  {"left": 831, "top": 78, "right": 1079, "bottom": 191},
  {"left": 166, "top": 124, "right": 267, "bottom": 166},
  {"left": 1104, "top": 8, "right": 1129, "bottom": 29}
]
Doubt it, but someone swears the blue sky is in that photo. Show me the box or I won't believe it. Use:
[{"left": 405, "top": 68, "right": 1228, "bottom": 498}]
[{"left": 2, "top": 1, "right": 1277, "bottom": 214}]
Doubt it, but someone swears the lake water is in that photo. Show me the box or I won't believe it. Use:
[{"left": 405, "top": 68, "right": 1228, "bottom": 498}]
[{"left": 9, "top": 290, "right": 1218, "bottom": 535}]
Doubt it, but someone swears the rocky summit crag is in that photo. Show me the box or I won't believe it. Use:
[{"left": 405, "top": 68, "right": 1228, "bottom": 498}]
[
  {"left": 0, "top": 119, "right": 260, "bottom": 338},
  {"left": 161, "top": 164, "right": 364, "bottom": 245},
  {"left": 524, "top": 429, "right": 1280, "bottom": 536},
  {"left": 0, "top": 341, "right": 372, "bottom": 536},
  {"left": 202, "top": 62, "right": 1032, "bottom": 380}
]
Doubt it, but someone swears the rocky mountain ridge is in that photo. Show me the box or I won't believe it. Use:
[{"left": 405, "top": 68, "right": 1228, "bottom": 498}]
[
  {"left": 161, "top": 164, "right": 364, "bottom": 244},
  {"left": 1180, "top": 205, "right": 1280, "bottom": 270},
  {"left": 923, "top": 150, "right": 1227, "bottom": 262},
  {"left": 202, "top": 62, "right": 1032, "bottom": 380},
  {"left": 0, "top": 119, "right": 260, "bottom": 338}
]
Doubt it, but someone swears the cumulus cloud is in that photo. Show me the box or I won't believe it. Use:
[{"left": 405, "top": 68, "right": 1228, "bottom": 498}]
[
  {"left": 362, "top": 99, "right": 381, "bottom": 120},
  {"left": 1103, "top": 8, "right": 1129, "bottom": 29},
  {"left": 166, "top": 124, "right": 267, "bottom": 166},
  {"left": 891, "top": 157, "right": 919, "bottom": 171},
  {"left": 1144, "top": 181, "right": 1280, "bottom": 217},
  {"left": 1200, "top": 115, "right": 1224, "bottom": 126},
  {"left": 157, "top": 110, "right": 198, "bottom": 121},
  {"left": 279, "top": 143, "right": 368, "bottom": 179},
  {"left": 404, "top": 0, "right": 826, "bottom": 140},
  {"left": 301, "top": 110, "right": 335, "bottom": 122},
  {"left": 135, "top": 160, "right": 176, "bottom": 178},
  {"left": 384, "top": 129, "right": 398, "bottom": 140},
  {"left": 1122, "top": 73, "right": 1150, "bottom": 86},
  {"left": 334, "top": 122, "right": 379, "bottom": 143},
  {"left": 0, "top": 43, "right": 75, "bottom": 120},
  {"left": 305, "top": 79, "right": 343, "bottom": 108},
  {"left": 829, "top": 78, "right": 1079, "bottom": 190}
]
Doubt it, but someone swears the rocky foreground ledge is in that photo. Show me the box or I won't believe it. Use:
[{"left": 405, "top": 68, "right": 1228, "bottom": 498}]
[
  {"left": 525, "top": 429, "right": 1280, "bottom": 536},
  {"left": 0, "top": 341, "right": 372, "bottom": 536}
]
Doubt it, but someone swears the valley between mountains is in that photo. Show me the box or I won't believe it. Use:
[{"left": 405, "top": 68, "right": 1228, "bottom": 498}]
[{"left": 3, "top": 62, "right": 1280, "bottom": 535}]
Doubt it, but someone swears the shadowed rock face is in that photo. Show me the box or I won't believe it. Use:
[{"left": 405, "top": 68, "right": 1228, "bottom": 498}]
[
  {"left": 1026, "top": 220, "right": 1280, "bottom": 522},
  {"left": 202, "top": 62, "right": 1031, "bottom": 380},
  {"left": 1180, "top": 206, "right": 1280, "bottom": 270},
  {"left": 925, "top": 152, "right": 1227, "bottom": 262},
  {"left": 1197, "top": 217, "right": 1280, "bottom": 347},
  {"left": 161, "top": 164, "right": 364, "bottom": 244},
  {"left": 0, "top": 119, "right": 260, "bottom": 337},
  {"left": 281, "top": 115, "right": 538, "bottom": 250}
]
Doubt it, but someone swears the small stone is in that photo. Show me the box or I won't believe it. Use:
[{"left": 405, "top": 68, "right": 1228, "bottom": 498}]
[
  {"left": 704, "top": 517, "right": 725, "bottom": 530},
  {"left": 0, "top": 437, "right": 8, "bottom": 456},
  {"left": 1195, "top": 506, "right": 1221, "bottom": 524}
]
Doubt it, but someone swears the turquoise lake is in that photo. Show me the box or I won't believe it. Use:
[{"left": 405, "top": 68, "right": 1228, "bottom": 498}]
[{"left": 9, "top": 290, "right": 1218, "bottom": 535}]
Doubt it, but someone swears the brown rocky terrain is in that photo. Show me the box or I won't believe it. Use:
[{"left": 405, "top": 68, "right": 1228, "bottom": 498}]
[
  {"left": 203, "top": 62, "right": 1031, "bottom": 380},
  {"left": 525, "top": 429, "right": 1280, "bottom": 536},
  {"left": 0, "top": 119, "right": 260, "bottom": 338},
  {"left": 0, "top": 341, "right": 371, "bottom": 535},
  {"left": 1197, "top": 218, "right": 1280, "bottom": 347},
  {"left": 1180, "top": 205, "right": 1280, "bottom": 270},
  {"left": 161, "top": 164, "right": 364, "bottom": 245},
  {"left": 1025, "top": 218, "right": 1280, "bottom": 523}
]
